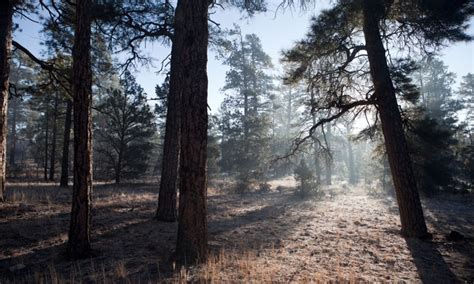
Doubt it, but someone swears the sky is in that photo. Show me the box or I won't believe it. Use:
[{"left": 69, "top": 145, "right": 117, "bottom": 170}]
[{"left": 13, "top": 2, "right": 474, "bottom": 114}]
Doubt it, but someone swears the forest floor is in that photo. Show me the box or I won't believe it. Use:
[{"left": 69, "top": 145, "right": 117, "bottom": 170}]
[{"left": 0, "top": 178, "right": 473, "bottom": 283}]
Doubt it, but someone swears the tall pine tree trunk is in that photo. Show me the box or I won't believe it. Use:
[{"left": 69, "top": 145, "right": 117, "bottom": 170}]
[
  {"left": 0, "top": 0, "right": 12, "bottom": 202},
  {"left": 362, "top": 0, "right": 428, "bottom": 238},
  {"left": 49, "top": 93, "right": 59, "bottom": 181},
  {"left": 60, "top": 99, "right": 72, "bottom": 187},
  {"left": 68, "top": 0, "right": 93, "bottom": 258},
  {"left": 156, "top": 70, "right": 180, "bottom": 222},
  {"left": 175, "top": 0, "right": 209, "bottom": 264}
]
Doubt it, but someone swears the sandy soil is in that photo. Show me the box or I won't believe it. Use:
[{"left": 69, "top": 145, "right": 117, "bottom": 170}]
[{"left": 0, "top": 179, "right": 473, "bottom": 282}]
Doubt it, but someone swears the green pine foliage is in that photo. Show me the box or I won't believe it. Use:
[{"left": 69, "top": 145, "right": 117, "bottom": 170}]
[
  {"left": 94, "top": 71, "right": 156, "bottom": 183},
  {"left": 218, "top": 32, "right": 274, "bottom": 182}
]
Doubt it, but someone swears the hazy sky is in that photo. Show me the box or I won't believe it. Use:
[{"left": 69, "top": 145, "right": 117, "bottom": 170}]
[{"left": 13, "top": 2, "right": 474, "bottom": 114}]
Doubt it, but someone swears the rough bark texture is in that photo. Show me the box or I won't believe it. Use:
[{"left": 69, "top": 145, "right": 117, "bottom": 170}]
[
  {"left": 155, "top": 78, "right": 180, "bottom": 221},
  {"left": 362, "top": 0, "right": 428, "bottom": 238},
  {"left": 60, "top": 99, "right": 72, "bottom": 187},
  {"left": 175, "top": 0, "right": 210, "bottom": 264},
  {"left": 68, "top": 0, "right": 93, "bottom": 259},
  {"left": 0, "top": 0, "right": 13, "bottom": 202}
]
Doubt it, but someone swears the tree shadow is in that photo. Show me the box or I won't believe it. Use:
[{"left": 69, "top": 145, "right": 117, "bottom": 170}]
[
  {"left": 405, "top": 238, "right": 459, "bottom": 283},
  {"left": 0, "top": 217, "right": 177, "bottom": 283},
  {"left": 207, "top": 190, "right": 317, "bottom": 252},
  {"left": 375, "top": 191, "right": 472, "bottom": 282}
]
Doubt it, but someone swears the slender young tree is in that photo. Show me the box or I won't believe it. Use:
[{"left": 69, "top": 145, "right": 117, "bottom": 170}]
[
  {"left": 0, "top": 0, "right": 14, "bottom": 202},
  {"left": 173, "top": 0, "right": 210, "bottom": 264},
  {"left": 323, "top": 124, "right": 332, "bottom": 185},
  {"left": 60, "top": 99, "right": 72, "bottom": 187},
  {"left": 346, "top": 138, "right": 357, "bottom": 185},
  {"left": 49, "top": 93, "right": 59, "bottom": 181},
  {"left": 43, "top": 107, "right": 49, "bottom": 180},
  {"left": 94, "top": 71, "right": 156, "bottom": 184},
  {"left": 68, "top": 0, "right": 93, "bottom": 258}
]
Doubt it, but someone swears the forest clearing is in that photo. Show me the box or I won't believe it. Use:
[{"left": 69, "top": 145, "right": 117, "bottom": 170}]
[
  {"left": 1, "top": 178, "right": 473, "bottom": 282},
  {"left": 1, "top": 0, "right": 474, "bottom": 282}
]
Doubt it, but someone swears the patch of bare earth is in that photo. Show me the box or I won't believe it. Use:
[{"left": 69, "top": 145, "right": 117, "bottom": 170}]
[{"left": 0, "top": 178, "right": 473, "bottom": 283}]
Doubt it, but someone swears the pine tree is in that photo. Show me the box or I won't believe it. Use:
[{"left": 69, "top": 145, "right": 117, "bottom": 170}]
[
  {"left": 0, "top": 0, "right": 14, "bottom": 201},
  {"left": 173, "top": 0, "right": 211, "bottom": 264},
  {"left": 219, "top": 32, "right": 273, "bottom": 183},
  {"left": 68, "top": 0, "right": 93, "bottom": 259},
  {"left": 406, "top": 57, "right": 462, "bottom": 194},
  {"left": 283, "top": 0, "right": 473, "bottom": 237},
  {"left": 7, "top": 52, "right": 35, "bottom": 177},
  {"left": 94, "top": 71, "right": 156, "bottom": 184},
  {"left": 459, "top": 73, "right": 474, "bottom": 133}
]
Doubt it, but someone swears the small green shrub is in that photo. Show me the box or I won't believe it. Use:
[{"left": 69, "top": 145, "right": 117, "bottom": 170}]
[{"left": 294, "top": 160, "right": 320, "bottom": 197}]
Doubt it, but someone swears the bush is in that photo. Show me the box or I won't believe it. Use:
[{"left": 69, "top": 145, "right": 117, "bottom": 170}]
[{"left": 294, "top": 160, "right": 320, "bottom": 197}]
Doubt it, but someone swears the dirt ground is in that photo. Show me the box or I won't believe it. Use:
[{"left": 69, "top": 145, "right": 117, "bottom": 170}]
[{"left": 0, "top": 178, "right": 473, "bottom": 283}]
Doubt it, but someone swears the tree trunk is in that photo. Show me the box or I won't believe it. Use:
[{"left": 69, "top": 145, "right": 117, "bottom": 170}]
[
  {"left": 313, "top": 147, "right": 321, "bottom": 184},
  {"left": 68, "top": 0, "right": 93, "bottom": 258},
  {"left": 49, "top": 93, "right": 59, "bottom": 181},
  {"left": 44, "top": 108, "right": 49, "bottom": 181},
  {"left": 175, "top": 0, "right": 210, "bottom": 264},
  {"left": 156, "top": 70, "right": 181, "bottom": 222},
  {"left": 347, "top": 139, "right": 357, "bottom": 185},
  {"left": 115, "top": 166, "right": 121, "bottom": 184},
  {"left": 9, "top": 96, "right": 18, "bottom": 168},
  {"left": 324, "top": 124, "right": 332, "bottom": 185},
  {"left": 362, "top": 0, "right": 428, "bottom": 238},
  {"left": 60, "top": 99, "right": 72, "bottom": 187},
  {"left": 241, "top": 33, "right": 250, "bottom": 153},
  {"left": 115, "top": 150, "right": 122, "bottom": 184},
  {"left": 382, "top": 156, "right": 389, "bottom": 192},
  {"left": 310, "top": 88, "right": 321, "bottom": 184},
  {"left": 0, "top": 0, "right": 12, "bottom": 202}
]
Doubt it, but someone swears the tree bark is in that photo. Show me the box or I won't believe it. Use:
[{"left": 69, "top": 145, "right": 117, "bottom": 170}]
[
  {"left": 60, "top": 99, "right": 72, "bottom": 187},
  {"left": 68, "top": 0, "right": 93, "bottom": 258},
  {"left": 49, "top": 93, "right": 59, "bottom": 181},
  {"left": 362, "top": 0, "right": 428, "bottom": 238},
  {"left": 0, "top": 0, "right": 13, "bottom": 202},
  {"left": 155, "top": 78, "right": 180, "bottom": 221},
  {"left": 174, "top": 0, "right": 210, "bottom": 264}
]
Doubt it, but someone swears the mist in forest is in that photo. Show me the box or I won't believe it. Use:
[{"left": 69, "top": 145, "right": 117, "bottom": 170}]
[{"left": 0, "top": 0, "right": 473, "bottom": 282}]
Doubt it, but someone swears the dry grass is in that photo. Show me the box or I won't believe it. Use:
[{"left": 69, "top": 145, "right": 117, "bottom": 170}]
[{"left": 0, "top": 179, "right": 473, "bottom": 283}]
